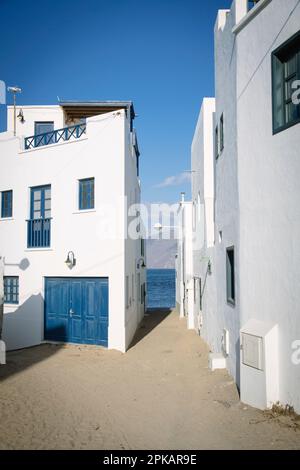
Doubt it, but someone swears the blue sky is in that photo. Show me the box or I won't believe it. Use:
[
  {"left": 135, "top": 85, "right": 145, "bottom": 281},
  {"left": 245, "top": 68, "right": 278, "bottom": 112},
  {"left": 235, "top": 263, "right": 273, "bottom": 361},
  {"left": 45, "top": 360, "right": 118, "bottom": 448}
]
[{"left": 0, "top": 0, "right": 232, "bottom": 204}]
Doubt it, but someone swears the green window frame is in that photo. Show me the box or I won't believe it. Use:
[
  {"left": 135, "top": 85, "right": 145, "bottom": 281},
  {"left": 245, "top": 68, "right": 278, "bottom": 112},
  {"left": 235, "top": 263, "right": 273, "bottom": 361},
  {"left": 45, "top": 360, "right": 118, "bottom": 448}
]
[
  {"left": 4, "top": 276, "right": 19, "bottom": 304},
  {"left": 226, "top": 247, "right": 235, "bottom": 306},
  {"left": 272, "top": 30, "right": 300, "bottom": 134}
]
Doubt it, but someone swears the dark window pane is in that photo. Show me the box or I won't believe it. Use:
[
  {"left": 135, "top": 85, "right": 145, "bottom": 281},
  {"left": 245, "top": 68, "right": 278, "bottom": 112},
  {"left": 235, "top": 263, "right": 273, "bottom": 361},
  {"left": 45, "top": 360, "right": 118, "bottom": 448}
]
[
  {"left": 1, "top": 190, "right": 13, "bottom": 218},
  {"left": 226, "top": 248, "right": 235, "bottom": 305}
]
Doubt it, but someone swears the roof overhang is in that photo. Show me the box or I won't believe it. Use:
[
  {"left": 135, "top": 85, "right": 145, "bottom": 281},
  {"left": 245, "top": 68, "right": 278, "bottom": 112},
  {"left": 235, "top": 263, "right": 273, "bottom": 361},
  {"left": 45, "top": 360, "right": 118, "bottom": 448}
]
[{"left": 59, "top": 100, "right": 135, "bottom": 121}]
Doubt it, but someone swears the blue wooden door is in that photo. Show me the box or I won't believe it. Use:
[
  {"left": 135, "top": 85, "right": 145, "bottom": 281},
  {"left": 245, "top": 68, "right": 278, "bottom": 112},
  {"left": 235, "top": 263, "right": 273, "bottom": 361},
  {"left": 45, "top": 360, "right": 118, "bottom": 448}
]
[{"left": 45, "top": 278, "right": 109, "bottom": 346}]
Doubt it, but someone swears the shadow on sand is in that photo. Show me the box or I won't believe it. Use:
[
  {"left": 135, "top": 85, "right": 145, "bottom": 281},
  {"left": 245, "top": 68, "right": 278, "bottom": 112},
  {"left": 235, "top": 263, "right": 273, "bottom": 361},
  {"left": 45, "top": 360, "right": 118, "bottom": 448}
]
[
  {"left": 0, "top": 327, "right": 66, "bottom": 383},
  {"left": 129, "top": 308, "right": 173, "bottom": 349}
]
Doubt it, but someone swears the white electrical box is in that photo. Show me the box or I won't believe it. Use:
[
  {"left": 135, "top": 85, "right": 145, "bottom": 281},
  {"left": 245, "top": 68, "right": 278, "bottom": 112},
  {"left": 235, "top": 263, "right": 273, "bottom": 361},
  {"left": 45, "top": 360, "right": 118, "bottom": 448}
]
[
  {"left": 240, "top": 319, "right": 279, "bottom": 410},
  {"left": 241, "top": 333, "right": 263, "bottom": 370}
]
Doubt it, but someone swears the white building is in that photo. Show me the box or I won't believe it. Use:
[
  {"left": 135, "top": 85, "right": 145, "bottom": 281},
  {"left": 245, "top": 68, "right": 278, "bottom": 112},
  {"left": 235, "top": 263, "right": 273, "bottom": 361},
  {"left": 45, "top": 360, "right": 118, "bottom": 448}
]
[
  {"left": 176, "top": 193, "right": 194, "bottom": 329},
  {"left": 177, "top": 0, "right": 300, "bottom": 412},
  {"left": 0, "top": 101, "right": 146, "bottom": 353}
]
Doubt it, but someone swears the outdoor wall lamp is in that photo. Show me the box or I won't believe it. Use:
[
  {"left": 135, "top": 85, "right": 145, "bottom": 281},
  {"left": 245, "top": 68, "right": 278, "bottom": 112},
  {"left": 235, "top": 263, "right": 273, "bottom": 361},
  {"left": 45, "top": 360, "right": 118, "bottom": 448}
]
[
  {"left": 137, "top": 257, "right": 146, "bottom": 269},
  {"left": 200, "top": 256, "right": 212, "bottom": 275},
  {"left": 65, "top": 251, "right": 76, "bottom": 269},
  {"left": 207, "top": 260, "right": 212, "bottom": 276},
  {"left": 17, "top": 109, "right": 25, "bottom": 123}
]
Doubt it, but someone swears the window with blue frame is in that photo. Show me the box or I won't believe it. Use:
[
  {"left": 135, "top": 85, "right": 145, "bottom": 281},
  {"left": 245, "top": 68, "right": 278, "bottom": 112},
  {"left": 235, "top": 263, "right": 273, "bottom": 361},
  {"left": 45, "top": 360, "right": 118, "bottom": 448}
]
[
  {"left": 34, "top": 122, "right": 54, "bottom": 146},
  {"left": 79, "top": 178, "right": 95, "bottom": 210},
  {"left": 4, "top": 276, "right": 19, "bottom": 304},
  {"left": 30, "top": 185, "right": 51, "bottom": 220},
  {"left": 35, "top": 122, "right": 54, "bottom": 135},
  {"left": 27, "top": 185, "right": 51, "bottom": 248},
  {"left": 1, "top": 190, "right": 13, "bottom": 218}
]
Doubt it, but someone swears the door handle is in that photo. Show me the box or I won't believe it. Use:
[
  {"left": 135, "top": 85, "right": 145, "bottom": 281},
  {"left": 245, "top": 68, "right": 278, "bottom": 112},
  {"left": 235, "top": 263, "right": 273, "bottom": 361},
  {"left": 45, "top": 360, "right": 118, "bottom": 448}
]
[{"left": 69, "top": 309, "right": 74, "bottom": 317}]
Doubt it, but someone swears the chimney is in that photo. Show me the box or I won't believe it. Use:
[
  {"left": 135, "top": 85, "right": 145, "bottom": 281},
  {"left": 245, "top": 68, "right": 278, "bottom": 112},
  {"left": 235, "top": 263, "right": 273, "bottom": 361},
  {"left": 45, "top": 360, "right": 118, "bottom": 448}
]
[
  {"left": 233, "top": 0, "right": 248, "bottom": 25},
  {"left": 180, "top": 192, "right": 185, "bottom": 203}
]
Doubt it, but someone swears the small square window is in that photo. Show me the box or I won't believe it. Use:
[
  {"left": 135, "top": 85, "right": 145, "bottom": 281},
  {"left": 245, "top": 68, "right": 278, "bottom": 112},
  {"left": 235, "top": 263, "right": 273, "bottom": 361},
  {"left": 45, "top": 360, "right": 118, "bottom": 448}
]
[
  {"left": 79, "top": 178, "right": 95, "bottom": 210},
  {"left": 1, "top": 190, "right": 13, "bottom": 218},
  {"left": 226, "top": 247, "right": 235, "bottom": 305},
  {"left": 4, "top": 276, "right": 19, "bottom": 304}
]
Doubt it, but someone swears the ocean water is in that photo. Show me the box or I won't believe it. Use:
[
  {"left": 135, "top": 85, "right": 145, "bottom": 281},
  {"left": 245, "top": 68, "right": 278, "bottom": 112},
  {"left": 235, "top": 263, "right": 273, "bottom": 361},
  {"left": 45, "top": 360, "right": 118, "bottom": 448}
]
[{"left": 146, "top": 269, "right": 176, "bottom": 309}]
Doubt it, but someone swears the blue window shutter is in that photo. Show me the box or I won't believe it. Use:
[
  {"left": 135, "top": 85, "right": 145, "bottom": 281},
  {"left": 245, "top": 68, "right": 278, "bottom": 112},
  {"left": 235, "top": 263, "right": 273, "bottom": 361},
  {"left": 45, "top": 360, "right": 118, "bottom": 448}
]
[
  {"left": 4, "top": 276, "right": 19, "bottom": 304},
  {"left": 79, "top": 178, "right": 95, "bottom": 210},
  {"left": 1, "top": 190, "right": 13, "bottom": 218}
]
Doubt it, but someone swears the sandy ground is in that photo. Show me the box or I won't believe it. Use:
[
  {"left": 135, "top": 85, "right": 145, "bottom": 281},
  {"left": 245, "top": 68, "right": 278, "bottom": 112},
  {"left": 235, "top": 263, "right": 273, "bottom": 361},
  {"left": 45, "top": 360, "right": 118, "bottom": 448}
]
[{"left": 0, "top": 309, "right": 300, "bottom": 450}]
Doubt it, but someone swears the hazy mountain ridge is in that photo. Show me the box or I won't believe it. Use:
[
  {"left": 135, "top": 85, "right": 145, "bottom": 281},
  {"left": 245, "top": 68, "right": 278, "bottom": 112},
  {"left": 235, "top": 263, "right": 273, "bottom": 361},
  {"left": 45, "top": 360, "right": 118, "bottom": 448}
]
[{"left": 146, "top": 239, "right": 177, "bottom": 269}]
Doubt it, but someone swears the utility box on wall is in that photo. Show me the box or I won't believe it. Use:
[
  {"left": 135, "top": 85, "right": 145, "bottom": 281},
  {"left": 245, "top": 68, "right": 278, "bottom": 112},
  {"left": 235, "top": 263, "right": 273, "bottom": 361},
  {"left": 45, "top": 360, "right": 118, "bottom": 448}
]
[{"left": 240, "top": 319, "right": 279, "bottom": 410}]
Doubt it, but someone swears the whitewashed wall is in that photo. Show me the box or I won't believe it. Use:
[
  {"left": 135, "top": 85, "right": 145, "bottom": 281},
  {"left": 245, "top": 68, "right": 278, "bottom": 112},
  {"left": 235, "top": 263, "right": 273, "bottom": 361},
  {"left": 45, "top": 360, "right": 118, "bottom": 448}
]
[
  {"left": 191, "top": 99, "right": 218, "bottom": 343},
  {"left": 235, "top": 0, "right": 300, "bottom": 412},
  {"left": 0, "top": 107, "right": 143, "bottom": 353},
  {"left": 185, "top": 0, "right": 300, "bottom": 412},
  {"left": 213, "top": 1, "right": 241, "bottom": 384},
  {"left": 176, "top": 201, "right": 194, "bottom": 327}
]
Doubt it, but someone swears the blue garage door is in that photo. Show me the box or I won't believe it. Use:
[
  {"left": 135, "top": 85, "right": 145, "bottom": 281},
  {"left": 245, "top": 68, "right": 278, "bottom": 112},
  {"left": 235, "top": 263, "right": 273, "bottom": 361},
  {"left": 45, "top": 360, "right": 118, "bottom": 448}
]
[{"left": 45, "top": 277, "right": 109, "bottom": 347}]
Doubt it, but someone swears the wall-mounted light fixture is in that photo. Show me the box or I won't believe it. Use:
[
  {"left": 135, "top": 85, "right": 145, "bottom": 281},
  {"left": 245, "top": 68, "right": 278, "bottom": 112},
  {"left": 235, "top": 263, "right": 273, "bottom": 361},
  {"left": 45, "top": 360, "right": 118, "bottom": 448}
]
[
  {"left": 65, "top": 251, "right": 76, "bottom": 269},
  {"left": 137, "top": 257, "right": 146, "bottom": 269},
  {"left": 200, "top": 256, "right": 212, "bottom": 275},
  {"left": 17, "top": 109, "right": 25, "bottom": 123},
  {"left": 207, "top": 260, "right": 212, "bottom": 276}
]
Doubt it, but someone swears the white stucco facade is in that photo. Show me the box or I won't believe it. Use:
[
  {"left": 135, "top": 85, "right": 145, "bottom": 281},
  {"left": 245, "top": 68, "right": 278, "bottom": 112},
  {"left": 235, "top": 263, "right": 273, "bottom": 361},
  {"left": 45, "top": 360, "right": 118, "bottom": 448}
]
[
  {"left": 0, "top": 102, "right": 146, "bottom": 353},
  {"left": 176, "top": 196, "right": 194, "bottom": 329},
  {"left": 177, "top": 0, "right": 300, "bottom": 412}
]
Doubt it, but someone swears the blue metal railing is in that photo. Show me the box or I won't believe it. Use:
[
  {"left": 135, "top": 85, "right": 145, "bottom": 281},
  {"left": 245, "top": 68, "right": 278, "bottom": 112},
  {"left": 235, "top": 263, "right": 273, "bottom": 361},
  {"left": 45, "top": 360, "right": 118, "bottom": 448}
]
[
  {"left": 27, "top": 218, "right": 51, "bottom": 248},
  {"left": 24, "top": 123, "right": 86, "bottom": 150}
]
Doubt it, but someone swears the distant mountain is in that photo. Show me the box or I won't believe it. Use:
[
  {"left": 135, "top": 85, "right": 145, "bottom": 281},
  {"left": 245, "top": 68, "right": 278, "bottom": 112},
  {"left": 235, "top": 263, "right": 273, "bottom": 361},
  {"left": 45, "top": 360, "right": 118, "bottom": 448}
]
[{"left": 146, "top": 238, "right": 178, "bottom": 269}]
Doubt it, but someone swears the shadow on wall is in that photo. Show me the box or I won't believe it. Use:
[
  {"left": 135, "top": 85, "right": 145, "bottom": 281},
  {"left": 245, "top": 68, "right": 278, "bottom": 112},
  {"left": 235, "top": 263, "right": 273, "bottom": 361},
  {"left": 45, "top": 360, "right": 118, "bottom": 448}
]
[
  {"left": 2, "top": 293, "right": 45, "bottom": 352},
  {"left": 128, "top": 308, "right": 172, "bottom": 350}
]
